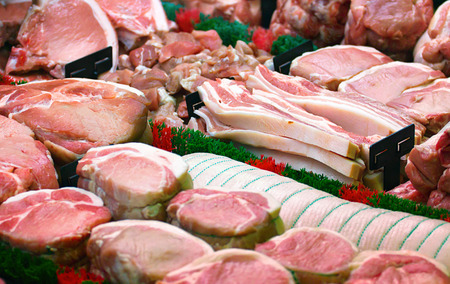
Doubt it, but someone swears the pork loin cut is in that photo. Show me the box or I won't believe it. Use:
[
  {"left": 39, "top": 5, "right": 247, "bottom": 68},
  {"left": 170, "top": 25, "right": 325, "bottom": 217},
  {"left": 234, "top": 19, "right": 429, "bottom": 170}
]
[
  {"left": 77, "top": 143, "right": 193, "bottom": 220},
  {"left": 167, "top": 186, "right": 284, "bottom": 250},
  {"left": 95, "top": 0, "right": 170, "bottom": 50},
  {"left": 338, "top": 62, "right": 445, "bottom": 105},
  {"left": 87, "top": 220, "right": 213, "bottom": 284},
  {"left": 290, "top": 45, "right": 393, "bottom": 91},
  {"left": 160, "top": 248, "right": 295, "bottom": 284},
  {"left": 255, "top": 227, "right": 358, "bottom": 283},
  {"left": 0, "top": 187, "right": 111, "bottom": 264},
  {"left": 0, "top": 115, "right": 58, "bottom": 203},
  {"left": 0, "top": 0, "right": 32, "bottom": 47},
  {"left": 5, "top": 0, "right": 118, "bottom": 78},
  {"left": 346, "top": 251, "right": 450, "bottom": 284},
  {"left": 0, "top": 79, "right": 149, "bottom": 163}
]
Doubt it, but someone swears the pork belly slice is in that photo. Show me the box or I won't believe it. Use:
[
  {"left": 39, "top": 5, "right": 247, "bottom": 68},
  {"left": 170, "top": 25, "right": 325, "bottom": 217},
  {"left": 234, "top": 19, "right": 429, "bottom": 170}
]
[
  {"left": 255, "top": 227, "right": 358, "bottom": 283},
  {"left": 198, "top": 78, "right": 360, "bottom": 159},
  {"left": 77, "top": 143, "right": 193, "bottom": 220},
  {"left": 0, "top": 187, "right": 111, "bottom": 265},
  {"left": 0, "top": 115, "right": 58, "bottom": 203},
  {"left": 196, "top": 107, "right": 365, "bottom": 180},
  {"left": 160, "top": 248, "right": 295, "bottom": 284},
  {"left": 95, "top": 0, "right": 170, "bottom": 50},
  {"left": 338, "top": 62, "right": 445, "bottom": 105},
  {"left": 87, "top": 220, "right": 214, "bottom": 284},
  {"left": 167, "top": 186, "right": 284, "bottom": 250},
  {"left": 387, "top": 78, "right": 450, "bottom": 135},
  {"left": 247, "top": 65, "right": 425, "bottom": 143},
  {"left": 5, "top": 0, "right": 118, "bottom": 78},
  {"left": 0, "top": 0, "right": 32, "bottom": 47},
  {"left": 0, "top": 79, "right": 150, "bottom": 163},
  {"left": 346, "top": 251, "right": 450, "bottom": 284},
  {"left": 290, "top": 45, "right": 393, "bottom": 91}
]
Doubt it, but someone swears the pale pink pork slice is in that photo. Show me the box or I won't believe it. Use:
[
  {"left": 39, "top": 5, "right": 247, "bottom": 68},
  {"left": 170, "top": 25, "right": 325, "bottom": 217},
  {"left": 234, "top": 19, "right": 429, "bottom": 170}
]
[
  {"left": 87, "top": 220, "right": 213, "bottom": 284},
  {"left": 5, "top": 0, "right": 118, "bottom": 78},
  {"left": 77, "top": 143, "right": 193, "bottom": 220},
  {"left": 167, "top": 186, "right": 284, "bottom": 250},
  {"left": 0, "top": 187, "right": 111, "bottom": 265},
  {"left": 255, "top": 227, "right": 358, "bottom": 283}
]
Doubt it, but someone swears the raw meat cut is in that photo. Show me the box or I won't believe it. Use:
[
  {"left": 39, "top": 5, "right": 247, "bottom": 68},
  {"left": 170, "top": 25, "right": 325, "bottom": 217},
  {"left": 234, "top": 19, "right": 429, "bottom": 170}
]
[
  {"left": 195, "top": 107, "right": 365, "bottom": 180},
  {"left": 184, "top": 153, "right": 450, "bottom": 270},
  {"left": 95, "top": 0, "right": 170, "bottom": 50},
  {"left": 198, "top": 78, "right": 361, "bottom": 159},
  {"left": 346, "top": 251, "right": 450, "bottom": 284},
  {"left": 0, "top": 78, "right": 149, "bottom": 163},
  {"left": 428, "top": 190, "right": 450, "bottom": 210},
  {"left": 167, "top": 186, "right": 284, "bottom": 250},
  {"left": 160, "top": 248, "right": 295, "bottom": 284},
  {"left": 414, "top": 1, "right": 450, "bottom": 76},
  {"left": 344, "top": 0, "right": 434, "bottom": 60},
  {"left": 388, "top": 181, "right": 429, "bottom": 204},
  {"left": 269, "top": 0, "right": 351, "bottom": 46},
  {"left": 290, "top": 45, "right": 393, "bottom": 90},
  {"left": 387, "top": 78, "right": 450, "bottom": 135},
  {"left": 0, "top": 115, "right": 58, "bottom": 203},
  {"left": 255, "top": 227, "right": 358, "bottom": 283},
  {"left": 0, "top": 0, "right": 32, "bottom": 47},
  {"left": 0, "top": 187, "right": 111, "bottom": 265},
  {"left": 5, "top": 0, "right": 118, "bottom": 78},
  {"left": 77, "top": 143, "right": 193, "bottom": 220},
  {"left": 87, "top": 220, "right": 213, "bottom": 284},
  {"left": 338, "top": 62, "right": 445, "bottom": 104}
]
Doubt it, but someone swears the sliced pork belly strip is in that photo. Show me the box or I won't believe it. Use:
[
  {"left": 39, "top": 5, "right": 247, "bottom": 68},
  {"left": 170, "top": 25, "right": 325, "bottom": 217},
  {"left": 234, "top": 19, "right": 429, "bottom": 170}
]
[
  {"left": 198, "top": 79, "right": 360, "bottom": 159},
  {"left": 256, "top": 227, "right": 358, "bottom": 283},
  {"left": 338, "top": 62, "right": 445, "bottom": 104},
  {"left": 0, "top": 187, "right": 111, "bottom": 264},
  {"left": 5, "top": 0, "right": 118, "bottom": 78},
  {"left": 87, "top": 220, "right": 213, "bottom": 284},
  {"left": 195, "top": 107, "right": 365, "bottom": 180},
  {"left": 290, "top": 45, "right": 393, "bottom": 90},
  {"left": 183, "top": 153, "right": 450, "bottom": 270},
  {"left": 247, "top": 64, "right": 425, "bottom": 142},
  {"left": 160, "top": 248, "right": 295, "bottom": 284}
]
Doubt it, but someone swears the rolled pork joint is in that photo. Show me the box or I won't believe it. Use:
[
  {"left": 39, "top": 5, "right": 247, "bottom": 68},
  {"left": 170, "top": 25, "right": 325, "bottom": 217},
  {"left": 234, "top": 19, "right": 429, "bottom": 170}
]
[
  {"left": 0, "top": 79, "right": 150, "bottom": 164},
  {"left": 255, "top": 227, "right": 358, "bottom": 284},
  {"left": 77, "top": 143, "right": 193, "bottom": 221},
  {"left": 5, "top": 0, "right": 118, "bottom": 78},
  {"left": 0, "top": 115, "right": 58, "bottom": 203},
  {"left": 167, "top": 186, "right": 284, "bottom": 250},
  {"left": 87, "top": 220, "right": 214, "bottom": 284},
  {"left": 346, "top": 251, "right": 450, "bottom": 284},
  {"left": 159, "top": 248, "right": 295, "bottom": 284},
  {"left": 0, "top": 187, "right": 111, "bottom": 265}
]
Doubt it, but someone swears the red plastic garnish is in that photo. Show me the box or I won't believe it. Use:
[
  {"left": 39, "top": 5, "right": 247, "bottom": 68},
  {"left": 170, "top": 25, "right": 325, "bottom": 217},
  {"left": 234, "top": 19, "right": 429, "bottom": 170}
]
[
  {"left": 0, "top": 72, "right": 27, "bottom": 85},
  {"left": 441, "top": 214, "right": 450, "bottom": 222},
  {"left": 151, "top": 121, "right": 174, "bottom": 152},
  {"left": 339, "top": 183, "right": 379, "bottom": 206},
  {"left": 57, "top": 267, "right": 104, "bottom": 284},
  {"left": 251, "top": 27, "right": 274, "bottom": 52},
  {"left": 246, "top": 155, "right": 286, "bottom": 175},
  {"left": 176, "top": 8, "right": 201, "bottom": 33}
]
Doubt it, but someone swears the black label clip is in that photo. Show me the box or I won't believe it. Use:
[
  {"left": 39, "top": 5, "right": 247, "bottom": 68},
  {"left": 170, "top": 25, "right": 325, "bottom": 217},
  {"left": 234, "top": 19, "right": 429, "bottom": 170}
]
[
  {"left": 59, "top": 158, "right": 81, "bottom": 188},
  {"left": 65, "top": 46, "right": 113, "bottom": 79},
  {"left": 273, "top": 41, "right": 314, "bottom": 75},
  {"left": 185, "top": 91, "right": 205, "bottom": 119}
]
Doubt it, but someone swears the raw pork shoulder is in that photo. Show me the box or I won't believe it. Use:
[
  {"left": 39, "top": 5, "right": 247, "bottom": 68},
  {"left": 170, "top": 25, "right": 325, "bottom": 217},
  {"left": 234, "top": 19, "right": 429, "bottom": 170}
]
[
  {"left": 0, "top": 0, "right": 32, "bottom": 47},
  {"left": 344, "top": 0, "right": 434, "bottom": 60},
  {"left": 87, "top": 220, "right": 213, "bottom": 284},
  {"left": 255, "top": 227, "right": 358, "bottom": 283},
  {"left": 77, "top": 143, "right": 193, "bottom": 220},
  {"left": 167, "top": 186, "right": 284, "bottom": 250},
  {"left": 0, "top": 115, "right": 58, "bottom": 203},
  {"left": 0, "top": 187, "right": 111, "bottom": 265},
  {"left": 5, "top": 0, "right": 118, "bottom": 78},
  {"left": 414, "top": 1, "right": 450, "bottom": 76},
  {"left": 160, "top": 248, "right": 295, "bottom": 284},
  {"left": 0, "top": 79, "right": 150, "bottom": 163},
  {"left": 269, "top": 0, "right": 350, "bottom": 46}
]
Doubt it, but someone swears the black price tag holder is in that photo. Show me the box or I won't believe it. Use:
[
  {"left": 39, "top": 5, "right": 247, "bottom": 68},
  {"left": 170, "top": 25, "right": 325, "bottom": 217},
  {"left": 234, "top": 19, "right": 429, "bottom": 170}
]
[
  {"left": 273, "top": 41, "right": 314, "bottom": 75},
  {"left": 65, "top": 46, "right": 113, "bottom": 79},
  {"left": 59, "top": 158, "right": 81, "bottom": 187},
  {"left": 261, "top": 0, "right": 277, "bottom": 29},
  {"left": 369, "top": 124, "right": 415, "bottom": 191},
  {"left": 185, "top": 91, "right": 205, "bottom": 119}
]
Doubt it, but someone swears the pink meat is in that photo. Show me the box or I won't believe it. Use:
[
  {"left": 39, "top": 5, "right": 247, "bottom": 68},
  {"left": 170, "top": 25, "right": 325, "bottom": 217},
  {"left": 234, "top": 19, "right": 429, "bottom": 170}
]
[
  {"left": 0, "top": 115, "right": 58, "bottom": 203},
  {"left": 192, "top": 30, "right": 223, "bottom": 51},
  {"left": 159, "top": 41, "right": 204, "bottom": 63},
  {"left": 0, "top": 1, "right": 32, "bottom": 47},
  {"left": 5, "top": 0, "right": 118, "bottom": 78},
  {"left": 428, "top": 190, "right": 450, "bottom": 210},
  {"left": 387, "top": 181, "right": 429, "bottom": 204},
  {"left": 437, "top": 126, "right": 450, "bottom": 167}
]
